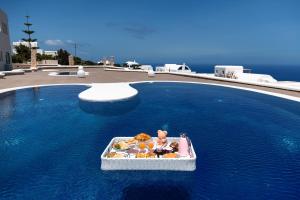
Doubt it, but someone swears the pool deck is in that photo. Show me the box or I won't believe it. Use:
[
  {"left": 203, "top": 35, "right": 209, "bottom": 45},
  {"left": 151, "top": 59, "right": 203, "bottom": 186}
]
[{"left": 0, "top": 67, "right": 300, "bottom": 98}]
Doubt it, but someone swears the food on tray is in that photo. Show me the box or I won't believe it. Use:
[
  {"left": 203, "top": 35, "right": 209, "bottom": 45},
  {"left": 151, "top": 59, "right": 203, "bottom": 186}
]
[
  {"left": 134, "top": 133, "right": 151, "bottom": 142},
  {"left": 106, "top": 152, "right": 127, "bottom": 158},
  {"left": 135, "top": 152, "right": 157, "bottom": 158},
  {"left": 136, "top": 153, "right": 147, "bottom": 158},
  {"left": 106, "top": 152, "right": 116, "bottom": 158},
  {"left": 170, "top": 142, "right": 179, "bottom": 152},
  {"left": 154, "top": 148, "right": 172, "bottom": 157},
  {"left": 105, "top": 133, "right": 191, "bottom": 160},
  {"left": 126, "top": 138, "right": 138, "bottom": 145},
  {"left": 113, "top": 153, "right": 127, "bottom": 158},
  {"left": 139, "top": 142, "right": 146, "bottom": 150},
  {"left": 163, "top": 153, "right": 178, "bottom": 158},
  {"left": 113, "top": 141, "right": 129, "bottom": 150},
  {"left": 127, "top": 148, "right": 139, "bottom": 154},
  {"left": 147, "top": 141, "right": 154, "bottom": 149},
  {"left": 146, "top": 152, "right": 156, "bottom": 158},
  {"left": 101, "top": 135, "right": 196, "bottom": 171}
]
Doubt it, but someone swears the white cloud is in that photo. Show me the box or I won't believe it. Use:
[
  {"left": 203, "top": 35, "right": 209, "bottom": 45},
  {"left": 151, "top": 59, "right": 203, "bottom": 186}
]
[
  {"left": 66, "top": 40, "right": 75, "bottom": 44},
  {"left": 44, "top": 39, "right": 64, "bottom": 46}
]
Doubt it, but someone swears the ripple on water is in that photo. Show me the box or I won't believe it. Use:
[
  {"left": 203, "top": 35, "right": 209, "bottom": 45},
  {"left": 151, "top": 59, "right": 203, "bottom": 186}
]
[{"left": 0, "top": 83, "right": 300, "bottom": 200}]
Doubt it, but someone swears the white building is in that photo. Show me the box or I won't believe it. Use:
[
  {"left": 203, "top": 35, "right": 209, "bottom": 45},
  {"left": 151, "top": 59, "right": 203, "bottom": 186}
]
[
  {"left": 12, "top": 41, "right": 57, "bottom": 57},
  {"left": 0, "top": 9, "right": 12, "bottom": 71},
  {"left": 139, "top": 65, "right": 153, "bottom": 71},
  {"left": 156, "top": 63, "right": 192, "bottom": 73},
  {"left": 214, "top": 65, "right": 277, "bottom": 83},
  {"left": 44, "top": 51, "right": 57, "bottom": 57},
  {"left": 98, "top": 56, "right": 115, "bottom": 65},
  {"left": 37, "top": 49, "right": 43, "bottom": 54},
  {"left": 12, "top": 41, "right": 38, "bottom": 54},
  {"left": 214, "top": 65, "right": 244, "bottom": 78},
  {"left": 125, "top": 60, "right": 139, "bottom": 67}
]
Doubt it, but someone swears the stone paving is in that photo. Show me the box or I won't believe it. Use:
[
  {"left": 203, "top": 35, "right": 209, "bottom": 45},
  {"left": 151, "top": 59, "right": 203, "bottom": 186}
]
[{"left": 0, "top": 67, "right": 299, "bottom": 98}]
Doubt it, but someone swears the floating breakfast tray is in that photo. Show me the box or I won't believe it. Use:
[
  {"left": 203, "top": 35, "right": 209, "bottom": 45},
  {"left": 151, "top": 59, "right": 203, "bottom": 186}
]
[{"left": 101, "top": 137, "right": 196, "bottom": 171}]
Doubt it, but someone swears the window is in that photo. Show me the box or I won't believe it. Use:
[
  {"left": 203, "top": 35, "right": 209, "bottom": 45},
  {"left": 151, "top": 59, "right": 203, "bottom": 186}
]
[
  {"left": 0, "top": 51, "right": 3, "bottom": 61},
  {"left": 185, "top": 66, "right": 189, "bottom": 70},
  {"left": 178, "top": 66, "right": 183, "bottom": 70},
  {"left": 5, "top": 52, "right": 10, "bottom": 64}
]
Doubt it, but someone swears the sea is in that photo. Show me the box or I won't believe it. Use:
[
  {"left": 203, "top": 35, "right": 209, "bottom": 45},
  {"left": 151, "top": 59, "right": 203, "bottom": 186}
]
[{"left": 151, "top": 64, "right": 300, "bottom": 82}]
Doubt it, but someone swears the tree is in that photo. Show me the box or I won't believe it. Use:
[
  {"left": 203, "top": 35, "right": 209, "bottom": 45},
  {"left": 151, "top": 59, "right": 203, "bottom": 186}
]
[
  {"left": 74, "top": 56, "right": 82, "bottom": 65},
  {"left": 22, "top": 16, "right": 37, "bottom": 49},
  {"left": 11, "top": 44, "right": 31, "bottom": 63},
  {"left": 36, "top": 53, "right": 55, "bottom": 61},
  {"left": 114, "top": 63, "right": 121, "bottom": 67},
  {"left": 56, "top": 48, "right": 96, "bottom": 65},
  {"left": 56, "top": 49, "right": 70, "bottom": 65},
  {"left": 84, "top": 60, "right": 96, "bottom": 65}
]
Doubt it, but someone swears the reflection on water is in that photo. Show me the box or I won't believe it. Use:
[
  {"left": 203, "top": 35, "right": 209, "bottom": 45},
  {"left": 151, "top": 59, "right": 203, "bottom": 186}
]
[
  {"left": 0, "top": 88, "right": 41, "bottom": 124},
  {"left": 0, "top": 91, "right": 16, "bottom": 124},
  {"left": 100, "top": 171, "right": 195, "bottom": 200},
  {"left": 79, "top": 96, "right": 140, "bottom": 116},
  {"left": 32, "top": 87, "right": 41, "bottom": 102},
  {"left": 121, "top": 182, "right": 190, "bottom": 200}
]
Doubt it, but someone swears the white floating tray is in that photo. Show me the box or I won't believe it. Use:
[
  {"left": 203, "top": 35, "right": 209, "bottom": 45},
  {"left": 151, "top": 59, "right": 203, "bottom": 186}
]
[{"left": 101, "top": 137, "right": 196, "bottom": 171}]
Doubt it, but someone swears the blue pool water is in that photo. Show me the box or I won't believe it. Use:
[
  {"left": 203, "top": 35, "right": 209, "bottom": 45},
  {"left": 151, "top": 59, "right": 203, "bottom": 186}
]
[{"left": 0, "top": 83, "right": 300, "bottom": 200}]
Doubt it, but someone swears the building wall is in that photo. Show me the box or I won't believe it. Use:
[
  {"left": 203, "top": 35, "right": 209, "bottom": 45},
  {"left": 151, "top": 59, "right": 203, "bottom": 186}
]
[
  {"left": 0, "top": 9, "right": 12, "bottom": 71},
  {"left": 44, "top": 51, "right": 58, "bottom": 57},
  {"left": 12, "top": 41, "right": 38, "bottom": 54}
]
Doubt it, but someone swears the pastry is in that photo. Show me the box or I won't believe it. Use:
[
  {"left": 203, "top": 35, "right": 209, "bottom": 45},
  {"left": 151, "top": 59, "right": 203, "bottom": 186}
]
[
  {"left": 113, "top": 153, "right": 127, "bottom": 158},
  {"left": 163, "top": 153, "right": 178, "bottom": 158},
  {"left": 134, "top": 133, "right": 151, "bottom": 142},
  {"left": 106, "top": 152, "right": 116, "bottom": 158},
  {"left": 146, "top": 152, "right": 156, "bottom": 158},
  {"left": 136, "top": 153, "right": 147, "bottom": 158},
  {"left": 126, "top": 138, "right": 138, "bottom": 145},
  {"left": 106, "top": 152, "right": 127, "bottom": 158},
  {"left": 113, "top": 141, "right": 129, "bottom": 150}
]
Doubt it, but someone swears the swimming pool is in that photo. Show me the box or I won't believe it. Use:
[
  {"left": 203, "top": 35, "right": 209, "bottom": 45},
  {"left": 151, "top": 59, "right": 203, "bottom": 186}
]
[{"left": 0, "top": 83, "right": 299, "bottom": 199}]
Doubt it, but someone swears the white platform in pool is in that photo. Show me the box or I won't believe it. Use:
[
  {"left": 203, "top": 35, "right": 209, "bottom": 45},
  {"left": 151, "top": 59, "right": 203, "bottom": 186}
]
[{"left": 78, "top": 83, "right": 138, "bottom": 102}]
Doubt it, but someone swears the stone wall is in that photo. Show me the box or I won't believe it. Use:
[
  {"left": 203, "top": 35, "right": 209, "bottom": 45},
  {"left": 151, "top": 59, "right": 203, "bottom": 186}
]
[
  {"left": 37, "top": 60, "right": 58, "bottom": 65},
  {"left": 68, "top": 55, "right": 74, "bottom": 66},
  {"left": 30, "top": 48, "right": 37, "bottom": 70}
]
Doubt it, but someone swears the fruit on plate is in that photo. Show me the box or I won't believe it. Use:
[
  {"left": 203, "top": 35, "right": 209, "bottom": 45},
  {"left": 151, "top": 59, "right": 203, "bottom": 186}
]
[
  {"left": 163, "top": 153, "right": 178, "bottom": 158},
  {"left": 134, "top": 133, "right": 151, "bottom": 142}
]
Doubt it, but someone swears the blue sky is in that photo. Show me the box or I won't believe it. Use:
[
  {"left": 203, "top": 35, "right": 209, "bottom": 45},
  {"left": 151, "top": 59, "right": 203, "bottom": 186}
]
[{"left": 2, "top": 0, "right": 300, "bottom": 65}]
